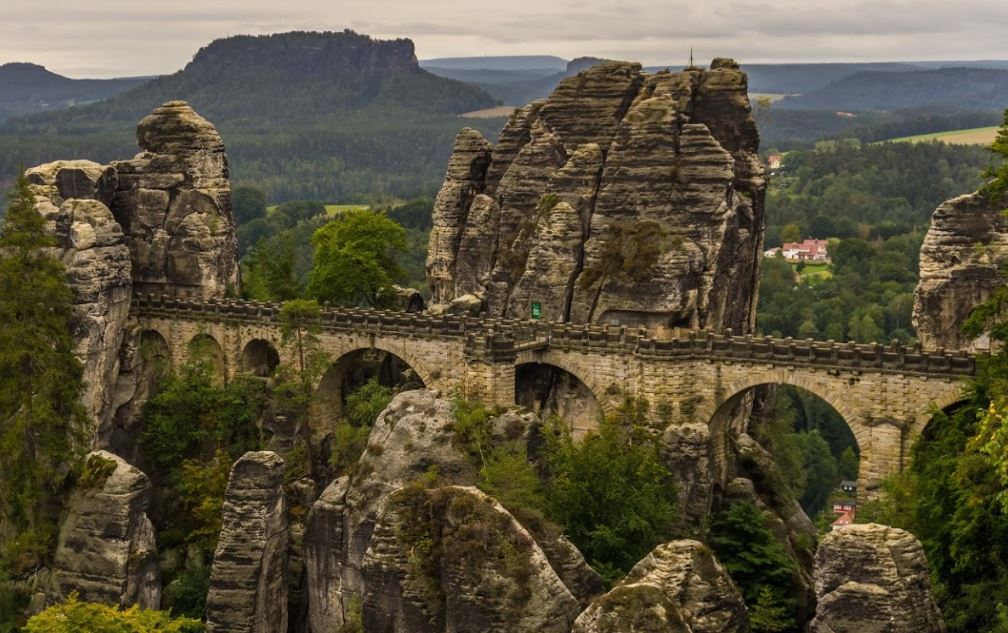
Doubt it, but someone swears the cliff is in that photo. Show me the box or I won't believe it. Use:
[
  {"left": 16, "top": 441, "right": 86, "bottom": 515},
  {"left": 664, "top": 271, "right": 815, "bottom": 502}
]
[
  {"left": 427, "top": 58, "right": 765, "bottom": 335},
  {"left": 913, "top": 190, "right": 1008, "bottom": 351},
  {"left": 25, "top": 100, "right": 240, "bottom": 446}
]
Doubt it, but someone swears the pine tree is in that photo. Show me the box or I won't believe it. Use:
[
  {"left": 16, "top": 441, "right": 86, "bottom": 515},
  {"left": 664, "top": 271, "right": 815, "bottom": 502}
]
[
  {"left": 0, "top": 173, "right": 86, "bottom": 571},
  {"left": 982, "top": 109, "right": 1008, "bottom": 204}
]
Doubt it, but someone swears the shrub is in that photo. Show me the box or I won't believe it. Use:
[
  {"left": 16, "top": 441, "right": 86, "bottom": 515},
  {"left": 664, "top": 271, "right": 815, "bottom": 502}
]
[{"left": 25, "top": 593, "right": 203, "bottom": 632}]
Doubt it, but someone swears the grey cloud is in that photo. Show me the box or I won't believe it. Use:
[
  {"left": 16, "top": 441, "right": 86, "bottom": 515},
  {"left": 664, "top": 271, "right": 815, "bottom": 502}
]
[{"left": 1, "top": 0, "right": 1007, "bottom": 77}]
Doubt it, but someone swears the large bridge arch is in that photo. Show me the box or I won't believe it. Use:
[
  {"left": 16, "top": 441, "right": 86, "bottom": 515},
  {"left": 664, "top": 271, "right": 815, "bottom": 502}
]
[
  {"left": 311, "top": 344, "right": 432, "bottom": 436},
  {"left": 699, "top": 366, "right": 969, "bottom": 494},
  {"left": 514, "top": 349, "right": 610, "bottom": 437}
]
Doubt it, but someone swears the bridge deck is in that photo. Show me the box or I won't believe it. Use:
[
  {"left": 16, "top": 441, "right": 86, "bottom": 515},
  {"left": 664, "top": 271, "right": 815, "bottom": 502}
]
[{"left": 131, "top": 293, "right": 976, "bottom": 378}]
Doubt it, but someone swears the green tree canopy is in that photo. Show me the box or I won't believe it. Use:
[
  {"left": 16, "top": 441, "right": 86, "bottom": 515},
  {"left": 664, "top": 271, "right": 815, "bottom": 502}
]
[
  {"left": 231, "top": 186, "right": 268, "bottom": 225},
  {"left": 541, "top": 399, "right": 678, "bottom": 584},
  {"left": 25, "top": 594, "right": 203, "bottom": 633},
  {"left": 982, "top": 109, "right": 1008, "bottom": 204},
  {"left": 307, "top": 210, "right": 406, "bottom": 307},
  {"left": 0, "top": 174, "right": 87, "bottom": 573}
]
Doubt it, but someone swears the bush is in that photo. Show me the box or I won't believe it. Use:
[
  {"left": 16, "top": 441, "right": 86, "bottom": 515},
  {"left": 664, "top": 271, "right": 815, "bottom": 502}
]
[
  {"left": 541, "top": 399, "right": 677, "bottom": 584},
  {"left": 162, "top": 567, "right": 211, "bottom": 620},
  {"left": 25, "top": 593, "right": 203, "bottom": 632},
  {"left": 708, "top": 502, "right": 797, "bottom": 631},
  {"left": 343, "top": 378, "right": 393, "bottom": 428}
]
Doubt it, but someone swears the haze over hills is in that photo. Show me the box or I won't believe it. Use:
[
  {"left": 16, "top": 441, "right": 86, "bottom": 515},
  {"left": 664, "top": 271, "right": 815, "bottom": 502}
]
[
  {"left": 0, "top": 31, "right": 499, "bottom": 201},
  {"left": 0, "top": 62, "right": 146, "bottom": 121},
  {"left": 775, "top": 67, "right": 1008, "bottom": 112}
]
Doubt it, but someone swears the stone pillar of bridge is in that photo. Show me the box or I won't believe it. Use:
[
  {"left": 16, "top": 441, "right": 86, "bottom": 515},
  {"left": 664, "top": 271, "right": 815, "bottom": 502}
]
[
  {"left": 462, "top": 331, "right": 517, "bottom": 408},
  {"left": 855, "top": 417, "right": 908, "bottom": 497}
]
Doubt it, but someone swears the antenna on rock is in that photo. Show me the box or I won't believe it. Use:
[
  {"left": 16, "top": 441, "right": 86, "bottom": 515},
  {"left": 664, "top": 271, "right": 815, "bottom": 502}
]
[{"left": 690, "top": 47, "right": 694, "bottom": 67}]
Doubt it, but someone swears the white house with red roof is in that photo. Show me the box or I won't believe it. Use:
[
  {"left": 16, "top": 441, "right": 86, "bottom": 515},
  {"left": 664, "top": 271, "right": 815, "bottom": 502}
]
[{"left": 781, "top": 239, "right": 830, "bottom": 262}]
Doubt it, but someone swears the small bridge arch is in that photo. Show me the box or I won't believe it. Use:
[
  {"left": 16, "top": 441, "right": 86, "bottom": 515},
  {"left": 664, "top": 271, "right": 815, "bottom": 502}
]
[
  {"left": 240, "top": 338, "right": 281, "bottom": 377},
  {"left": 187, "top": 332, "right": 226, "bottom": 377}
]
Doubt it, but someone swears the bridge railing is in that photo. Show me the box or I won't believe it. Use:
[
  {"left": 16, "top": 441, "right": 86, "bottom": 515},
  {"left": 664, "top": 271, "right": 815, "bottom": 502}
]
[{"left": 131, "top": 294, "right": 976, "bottom": 377}]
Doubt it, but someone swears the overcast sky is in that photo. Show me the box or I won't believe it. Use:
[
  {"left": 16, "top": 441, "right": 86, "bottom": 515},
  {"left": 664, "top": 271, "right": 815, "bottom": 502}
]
[{"left": 3, "top": 0, "right": 1008, "bottom": 78}]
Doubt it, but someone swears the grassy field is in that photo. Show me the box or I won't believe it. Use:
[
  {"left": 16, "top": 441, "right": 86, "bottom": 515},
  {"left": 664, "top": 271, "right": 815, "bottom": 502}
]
[
  {"left": 459, "top": 105, "right": 516, "bottom": 119},
  {"left": 751, "top": 92, "right": 795, "bottom": 103},
  {"left": 796, "top": 262, "right": 832, "bottom": 285},
  {"left": 324, "top": 204, "right": 370, "bottom": 215},
  {"left": 883, "top": 126, "right": 998, "bottom": 146},
  {"left": 266, "top": 203, "right": 370, "bottom": 218}
]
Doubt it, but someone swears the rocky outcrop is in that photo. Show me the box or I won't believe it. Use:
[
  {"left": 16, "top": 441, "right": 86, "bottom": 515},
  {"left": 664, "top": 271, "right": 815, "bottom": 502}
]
[
  {"left": 50, "top": 451, "right": 160, "bottom": 609},
  {"left": 810, "top": 523, "right": 945, "bottom": 633},
  {"left": 24, "top": 101, "right": 240, "bottom": 447},
  {"left": 427, "top": 58, "right": 765, "bottom": 334},
  {"left": 305, "top": 389, "right": 601, "bottom": 633},
  {"left": 112, "top": 100, "right": 239, "bottom": 298},
  {"left": 27, "top": 161, "right": 133, "bottom": 431},
  {"left": 571, "top": 540, "right": 748, "bottom": 633},
  {"left": 363, "top": 485, "right": 581, "bottom": 632},
  {"left": 206, "top": 451, "right": 290, "bottom": 633},
  {"left": 913, "top": 191, "right": 1008, "bottom": 351}
]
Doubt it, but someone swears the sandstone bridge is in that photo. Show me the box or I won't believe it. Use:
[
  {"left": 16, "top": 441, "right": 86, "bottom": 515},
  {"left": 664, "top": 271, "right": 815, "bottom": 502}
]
[{"left": 133, "top": 293, "right": 976, "bottom": 494}]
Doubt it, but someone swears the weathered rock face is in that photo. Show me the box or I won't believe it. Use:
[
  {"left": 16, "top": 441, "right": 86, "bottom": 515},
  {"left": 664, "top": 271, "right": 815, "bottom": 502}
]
[
  {"left": 50, "top": 451, "right": 160, "bottom": 609},
  {"left": 913, "top": 191, "right": 1008, "bottom": 351},
  {"left": 810, "top": 523, "right": 945, "bottom": 633},
  {"left": 305, "top": 389, "right": 600, "bottom": 633},
  {"left": 26, "top": 161, "right": 133, "bottom": 432},
  {"left": 24, "top": 101, "right": 240, "bottom": 447},
  {"left": 427, "top": 58, "right": 765, "bottom": 334},
  {"left": 363, "top": 485, "right": 581, "bottom": 633},
  {"left": 112, "top": 100, "right": 239, "bottom": 298},
  {"left": 206, "top": 451, "right": 290, "bottom": 633},
  {"left": 572, "top": 540, "right": 749, "bottom": 633}
]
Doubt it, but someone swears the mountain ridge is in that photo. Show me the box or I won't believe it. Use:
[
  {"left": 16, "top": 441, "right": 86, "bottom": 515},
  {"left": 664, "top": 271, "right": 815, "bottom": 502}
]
[{"left": 0, "top": 62, "right": 147, "bottom": 121}]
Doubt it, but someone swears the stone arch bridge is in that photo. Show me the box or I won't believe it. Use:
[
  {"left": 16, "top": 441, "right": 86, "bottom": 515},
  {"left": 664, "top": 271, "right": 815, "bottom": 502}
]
[{"left": 133, "top": 294, "right": 976, "bottom": 494}]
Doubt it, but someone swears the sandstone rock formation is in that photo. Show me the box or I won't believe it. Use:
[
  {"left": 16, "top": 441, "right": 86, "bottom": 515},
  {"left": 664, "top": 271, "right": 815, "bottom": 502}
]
[
  {"left": 26, "top": 162, "right": 133, "bottom": 428},
  {"left": 112, "top": 100, "right": 239, "bottom": 298},
  {"left": 305, "top": 389, "right": 600, "bottom": 633},
  {"left": 571, "top": 540, "right": 748, "bottom": 633},
  {"left": 810, "top": 523, "right": 945, "bottom": 633},
  {"left": 206, "top": 451, "right": 290, "bottom": 633},
  {"left": 50, "top": 451, "right": 160, "bottom": 609},
  {"left": 24, "top": 100, "right": 240, "bottom": 446},
  {"left": 364, "top": 485, "right": 581, "bottom": 632},
  {"left": 913, "top": 191, "right": 1008, "bottom": 351},
  {"left": 427, "top": 58, "right": 765, "bottom": 335}
]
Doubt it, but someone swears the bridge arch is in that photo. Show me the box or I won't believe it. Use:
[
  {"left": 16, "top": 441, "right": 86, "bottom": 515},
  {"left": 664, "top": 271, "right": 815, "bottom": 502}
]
[
  {"left": 139, "top": 329, "right": 172, "bottom": 377},
  {"left": 311, "top": 345, "right": 431, "bottom": 435},
  {"left": 240, "top": 338, "right": 281, "bottom": 377},
  {"left": 701, "top": 368, "right": 868, "bottom": 448},
  {"left": 514, "top": 349, "right": 608, "bottom": 437},
  {"left": 186, "top": 332, "right": 226, "bottom": 377}
]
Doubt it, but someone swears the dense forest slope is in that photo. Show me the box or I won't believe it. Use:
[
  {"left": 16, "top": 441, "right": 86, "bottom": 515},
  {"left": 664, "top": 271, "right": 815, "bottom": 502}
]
[
  {"left": 0, "top": 62, "right": 146, "bottom": 121},
  {"left": 0, "top": 31, "right": 500, "bottom": 201},
  {"left": 777, "top": 67, "right": 1008, "bottom": 112}
]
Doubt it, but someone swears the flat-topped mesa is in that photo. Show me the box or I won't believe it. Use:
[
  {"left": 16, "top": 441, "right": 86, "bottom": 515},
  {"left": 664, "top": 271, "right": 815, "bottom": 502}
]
[
  {"left": 426, "top": 58, "right": 766, "bottom": 336},
  {"left": 913, "top": 190, "right": 1008, "bottom": 352},
  {"left": 113, "top": 100, "right": 239, "bottom": 298}
]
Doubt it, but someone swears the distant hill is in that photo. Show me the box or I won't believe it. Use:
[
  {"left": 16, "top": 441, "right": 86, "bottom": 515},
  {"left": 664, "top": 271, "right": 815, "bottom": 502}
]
[
  {"left": 420, "top": 55, "right": 567, "bottom": 71},
  {"left": 775, "top": 67, "right": 1008, "bottom": 112},
  {"left": 424, "top": 56, "right": 610, "bottom": 105},
  {"left": 0, "top": 62, "right": 146, "bottom": 121},
  {"left": 0, "top": 31, "right": 500, "bottom": 201}
]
